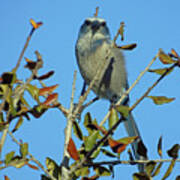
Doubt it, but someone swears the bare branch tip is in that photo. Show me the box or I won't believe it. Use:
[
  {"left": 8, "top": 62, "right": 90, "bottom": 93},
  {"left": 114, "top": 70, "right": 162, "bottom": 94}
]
[{"left": 94, "top": 7, "right": 99, "bottom": 17}]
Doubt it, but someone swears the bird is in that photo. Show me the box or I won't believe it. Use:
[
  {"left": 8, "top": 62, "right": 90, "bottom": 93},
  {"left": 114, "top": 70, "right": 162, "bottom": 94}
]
[{"left": 75, "top": 16, "right": 146, "bottom": 172}]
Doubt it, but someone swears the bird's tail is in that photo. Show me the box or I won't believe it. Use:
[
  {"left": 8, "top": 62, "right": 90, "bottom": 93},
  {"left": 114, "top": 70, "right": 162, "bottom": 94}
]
[{"left": 123, "top": 113, "right": 147, "bottom": 172}]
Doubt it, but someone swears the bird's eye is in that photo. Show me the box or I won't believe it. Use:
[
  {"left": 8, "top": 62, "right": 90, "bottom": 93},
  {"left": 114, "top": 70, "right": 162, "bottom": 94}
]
[
  {"left": 84, "top": 20, "right": 91, "bottom": 26},
  {"left": 101, "top": 22, "right": 106, "bottom": 26}
]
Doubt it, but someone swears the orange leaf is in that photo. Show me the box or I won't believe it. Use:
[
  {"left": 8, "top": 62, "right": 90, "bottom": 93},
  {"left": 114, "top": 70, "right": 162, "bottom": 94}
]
[
  {"left": 27, "top": 163, "right": 39, "bottom": 170},
  {"left": 108, "top": 138, "right": 127, "bottom": 154},
  {"left": 25, "top": 57, "right": 34, "bottom": 63},
  {"left": 30, "top": 19, "right": 43, "bottom": 29},
  {"left": 67, "top": 138, "right": 79, "bottom": 161},
  {"left": 4, "top": 175, "right": 10, "bottom": 180},
  {"left": 159, "top": 49, "right": 177, "bottom": 64},
  {"left": 39, "top": 85, "right": 58, "bottom": 96},
  {"left": 171, "top": 48, "right": 179, "bottom": 58},
  {"left": 42, "top": 93, "right": 58, "bottom": 106}
]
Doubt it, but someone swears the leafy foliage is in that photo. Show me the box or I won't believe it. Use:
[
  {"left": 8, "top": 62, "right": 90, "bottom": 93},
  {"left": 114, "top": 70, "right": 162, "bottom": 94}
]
[{"left": 0, "top": 16, "right": 179, "bottom": 180}]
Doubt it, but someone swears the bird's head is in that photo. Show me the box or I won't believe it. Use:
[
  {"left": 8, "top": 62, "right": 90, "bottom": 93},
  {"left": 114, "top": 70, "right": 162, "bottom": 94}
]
[{"left": 77, "top": 17, "right": 111, "bottom": 41}]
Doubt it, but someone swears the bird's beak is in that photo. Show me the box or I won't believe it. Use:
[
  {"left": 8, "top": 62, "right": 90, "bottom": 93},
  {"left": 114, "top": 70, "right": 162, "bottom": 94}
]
[{"left": 91, "top": 21, "right": 100, "bottom": 35}]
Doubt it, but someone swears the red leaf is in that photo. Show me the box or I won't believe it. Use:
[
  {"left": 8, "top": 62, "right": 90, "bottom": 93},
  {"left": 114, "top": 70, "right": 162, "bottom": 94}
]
[
  {"left": 108, "top": 138, "right": 126, "bottom": 154},
  {"left": 67, "top": 138, "right": 79, "bottom": 161},
  {"left": 37, "top": 71, "right": 54, "bottom": 80},
  {"left": 27, "top": 163, "right": 39, "bottom": 170},
  {"left": 4, "top": 175, "right": 10, "bottom": 180},
  {"left": 42, "top": 93, "right": 58, "bottom": 106},
  {"left": 93, "top": 124, "right": 107, "bottom": 135},
  {"left": 39, "top": 85, "right": 58, "bottom": 96}
]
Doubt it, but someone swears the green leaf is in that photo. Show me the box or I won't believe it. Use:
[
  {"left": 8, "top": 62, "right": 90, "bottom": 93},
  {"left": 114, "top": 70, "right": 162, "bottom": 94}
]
[
  {"left": 116, "top": 105, "right": 129, "bottom": 118},
  {"left": 74, "top": 166, "right": 89, "bottom": 177},
  {"left": 152, "top": 162, "right": 163, "bottom": 177},
  {"left": 117, "top": 136, "right": 138, "bottom": 144},
  {"left": 12, "top": 116, "right": 24, "bottom": 133},
  {"left": 20, "top": 96, "right": 30, "bottom": 108},
  {"left": 26, "top": 84, "right": 39, "bottom": 102},
  {"left": 159, "top": 49, "right": 177, "bottom": 64},
  {"left": 157, "top": 136, "right": 162, "bottom": 157},
  {"left": 167, "top": 144, "right": 180, "bottom": 159},
  {"left": 9, "top": 156, "right": 29, "bottom": 168},
  {"left": 109, "top": 108, "right": 118, "bottom": 129},
  {"left": 91, "top": 147, "right": 101, "bottom": 159},
  {"left": 84, "top": 112, "right": 92, "bottom": 128},
  {"left": 145, "top": 161, "right": 156, "bottom": 176},
  {"left": 147, "top": 96, "right": 175, "bottom": 105},
  {"left": 101, "top": 148, "right": 118, "bottom": 158},
  {"left": 0, "top": 112, "right": 5, "bottom": 131},
  {"left": 46, "top": 157, "right": 60, "bottom": 179},
  {"left": 20, "top": 143, "right": 28, "bottom": 158},
  {"left": 84, "top": 131, "right": 99, "bottom": 151},
  {"left": 133, "top": 173, "right": 151, "bottom": 180},
  {"left": 148, "top": 68, "right": 173, "bottom": 75},
  {"left": 5, "top": 151, "right": 15, "bottom": 165},
  {"left": 73, "top": 121, "right": 83, "bottom": 140},
  {"left": 94, "top": 166, "right": 111, "bottom": 176},
  {"left": 162, "top": 159, "right": 176, "bottom": 180}
]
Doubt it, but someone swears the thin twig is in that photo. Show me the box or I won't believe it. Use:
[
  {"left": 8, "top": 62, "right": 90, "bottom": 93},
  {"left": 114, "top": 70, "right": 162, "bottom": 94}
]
[
  {"left": 99, "top": 52, "right": 159, "bottom": 127},
  {"left": 130, "top": 63, "right": 177, "bottom": 111},
  {"left": 13, "top": 27, "right": 35, "bottom": 73},
  {"left": 85, "top": 158, "right": 180, "bottom": 167},
  {"left": 70, "top": 117, "right": 124, "bottom": 174},
  {"left": 8, "top": 130, "right": 56, "bottom": 180}
]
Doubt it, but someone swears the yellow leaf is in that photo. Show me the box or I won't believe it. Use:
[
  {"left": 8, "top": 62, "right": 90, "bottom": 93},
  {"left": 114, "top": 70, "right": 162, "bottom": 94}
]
[
  {"left": 159, "top": 49, "right": 177, "bottom": 64},
  {"left": 152, "top": 162, "right": 163, "bottom": 177},
  {"left": 117, "top": 136, "right": 138, "bottom": 144},
  {"left": 20, "top": 143, "right": 28, "bottom": 158},
  {"left": 157, "top": 136, "right": 163, "bottom": 157},
  {"left": 30, "top": 19, "right": 43, "bottom": 29},
  {"left": 119, "top": 22, "right": 125, "bottom": 41},
  {"left": 116, "top": 105, "right": 129, "bottom": 117},
  {"left": 109, "top": 107, "right": 118, "bottom": 129},
  {"left": 148, "top": 96, "right": 175, "bottom": 105},
  {"left": 12, "top": 116, "right": 24, "bottom": 133},
  {"left": 145, "top": 161, "right": 156, "bottom": 176},
  {"left": 148, "top": 68, "right": 173, "bottom": 75},
  {"left": 162, "top": 159, "right": 176, "bottom": 180},
  {"left": 119, "top": 43, "right": 137, "bottom": 50}
]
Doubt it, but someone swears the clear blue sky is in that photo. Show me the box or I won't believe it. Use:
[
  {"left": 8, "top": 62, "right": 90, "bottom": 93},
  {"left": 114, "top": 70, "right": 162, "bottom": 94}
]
[{"left": 1, "top": 1, "right": 180, "bottom": 179}]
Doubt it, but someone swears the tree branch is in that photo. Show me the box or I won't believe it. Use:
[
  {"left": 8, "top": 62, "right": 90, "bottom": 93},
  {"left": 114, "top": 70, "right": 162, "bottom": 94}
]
[
  {"left": 84, "top": 158, "right": 180, "bottom": 167},
  {"left": 8, "top": 130, "right": 56, "bottom": 180},
  {"left": 61, "top": 71, "right": 77, "bottom": 180}
]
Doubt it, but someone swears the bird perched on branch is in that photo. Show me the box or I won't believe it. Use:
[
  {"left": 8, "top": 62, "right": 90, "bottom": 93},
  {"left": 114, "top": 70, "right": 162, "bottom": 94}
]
[{"left": 75, "top": 16, "right": 146, "bottom": 172}]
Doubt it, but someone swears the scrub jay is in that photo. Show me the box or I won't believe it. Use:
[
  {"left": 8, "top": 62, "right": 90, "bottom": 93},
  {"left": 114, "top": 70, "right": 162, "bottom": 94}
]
[{"left": 75, "top": 17, "right": 146, "bottom": 171}]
